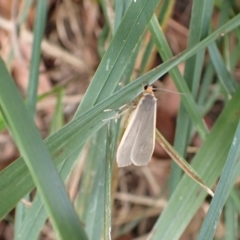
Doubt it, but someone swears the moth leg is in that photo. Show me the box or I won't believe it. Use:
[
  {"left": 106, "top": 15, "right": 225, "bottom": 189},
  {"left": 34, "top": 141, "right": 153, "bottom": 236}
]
[{"left": 103, "top": 103, "right": 135, "bottom": 122}]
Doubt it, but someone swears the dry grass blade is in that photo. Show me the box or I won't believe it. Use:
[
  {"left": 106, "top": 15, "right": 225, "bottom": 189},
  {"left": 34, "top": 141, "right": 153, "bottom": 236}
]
[{"left": 155, "top": 129, "right": 214, "bottom": 197}]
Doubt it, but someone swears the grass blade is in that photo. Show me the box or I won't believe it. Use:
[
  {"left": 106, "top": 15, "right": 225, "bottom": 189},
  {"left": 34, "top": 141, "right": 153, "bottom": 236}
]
[
  {"left": 155, "top": 129, "right": 214, "bottom": 197},
  {"left": 169, "top": 0, "right": 214, "bottom": 195},
  {"left": 26, "top": 0, "right": 47, "bottom": 114},
  {"left": 197, "top": 117, "right": 240, "bottom": 240},
  {"left": 0, "top": 57, "right": 87, "bottom": 240},
  {"left": 150, "top": 86, "right": 240, "bottom": 240},
  {"left": 149, "top": 15, "right": 208, "bottom": 139},
  {"left": 208, "top": 42, "right": 238, "bottom": 96}
]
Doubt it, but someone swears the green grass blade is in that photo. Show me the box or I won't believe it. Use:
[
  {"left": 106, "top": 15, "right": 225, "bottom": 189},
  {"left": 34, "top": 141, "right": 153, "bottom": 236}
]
[
  {"left": 225, "top": 198, "right": 238, "bottom": 240},
  {"left": 26, "top": 0, "right": 47, "bottom": 114},
  {"left": 230, "top": 188, "right": 240, "bottom": 214},
  {"left": 184, "top": 0, "right": 214, "bottom": 95},
  {"left": 104, "top": 122, "right": 117, "bottom": 240},
  {"left": 84, "top": 130, "right": 107, "bottom": 239},
  {"left": 76, "top": 139, "right": 98, "bottom": 222},
  {"left": 0, "top": 110, "right": 6, "bottom": 131},
  {"left": 149, "top": 7, "right": 211, "bottom": 196},
  {"left": 208, "top": 42, "right": 238, "bottom": 96},
  {"left": 138, "top": 0, "right": 174, "bottom": 76},
  {"left": 15, "top": 2, "right": 47, "bottom": 235},
  {"left": 197, "top": 61, "right": 215, "bottom": 109},
  {"left": 150, "top": 86, "right": 240, "bottom": 240},
  {"left": 18, "top": 0, "right": 34, "bottom": 25},
  {"left": 77, "top": 0, "right": 161, "bottom": 114},
  {"left": 49, "top": 89, "right": 64, "bottom": 134},
  {"left": 230, "top": 28, "right": 240, "bottom": 69},
  {"left": 200, "top": 84, "right": 221, "bottom": 116},
  {"left": 169, "top": 0, "right": 214, "bottom": 195},
  {"left": 16, "top": 88, "right": 65, "bottom": 240},
  {"left": 149, "top": 15, "right": 208, "bottom": 139},
  {"left": 197, "top": 117, "right": 240, "bottom": 240},
  {"left": 0, "top": 58, "right": 87, "bottom": 240},
  {"left": 16, "top": 160, "right": 68, "bottom": 240},
  {"left": 14, "top": 197, "right": 30, "bottom": 240},
  {"left": 113, "top": 0, "right": 130, "bottom": 33}
]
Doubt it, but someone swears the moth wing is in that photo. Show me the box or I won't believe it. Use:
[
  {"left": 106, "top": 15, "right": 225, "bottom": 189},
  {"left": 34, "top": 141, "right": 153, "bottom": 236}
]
[
  {"left": 116, "top": 104, "right": 142, "bottom": 167},
  {"left": 131, "top": 95, "right": 156, "bottom": 166}
]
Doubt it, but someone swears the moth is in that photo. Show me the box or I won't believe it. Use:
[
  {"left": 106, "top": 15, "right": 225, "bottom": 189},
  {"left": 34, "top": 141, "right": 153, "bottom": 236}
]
[{"left": 117, "top": 85, "right": 157, "bottom": 167}]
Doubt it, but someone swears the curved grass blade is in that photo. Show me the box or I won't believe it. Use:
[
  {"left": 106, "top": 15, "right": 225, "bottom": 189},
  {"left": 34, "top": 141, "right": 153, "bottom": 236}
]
[{"left": 155, "top": 129, "right": 214, "bottom": 197}]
